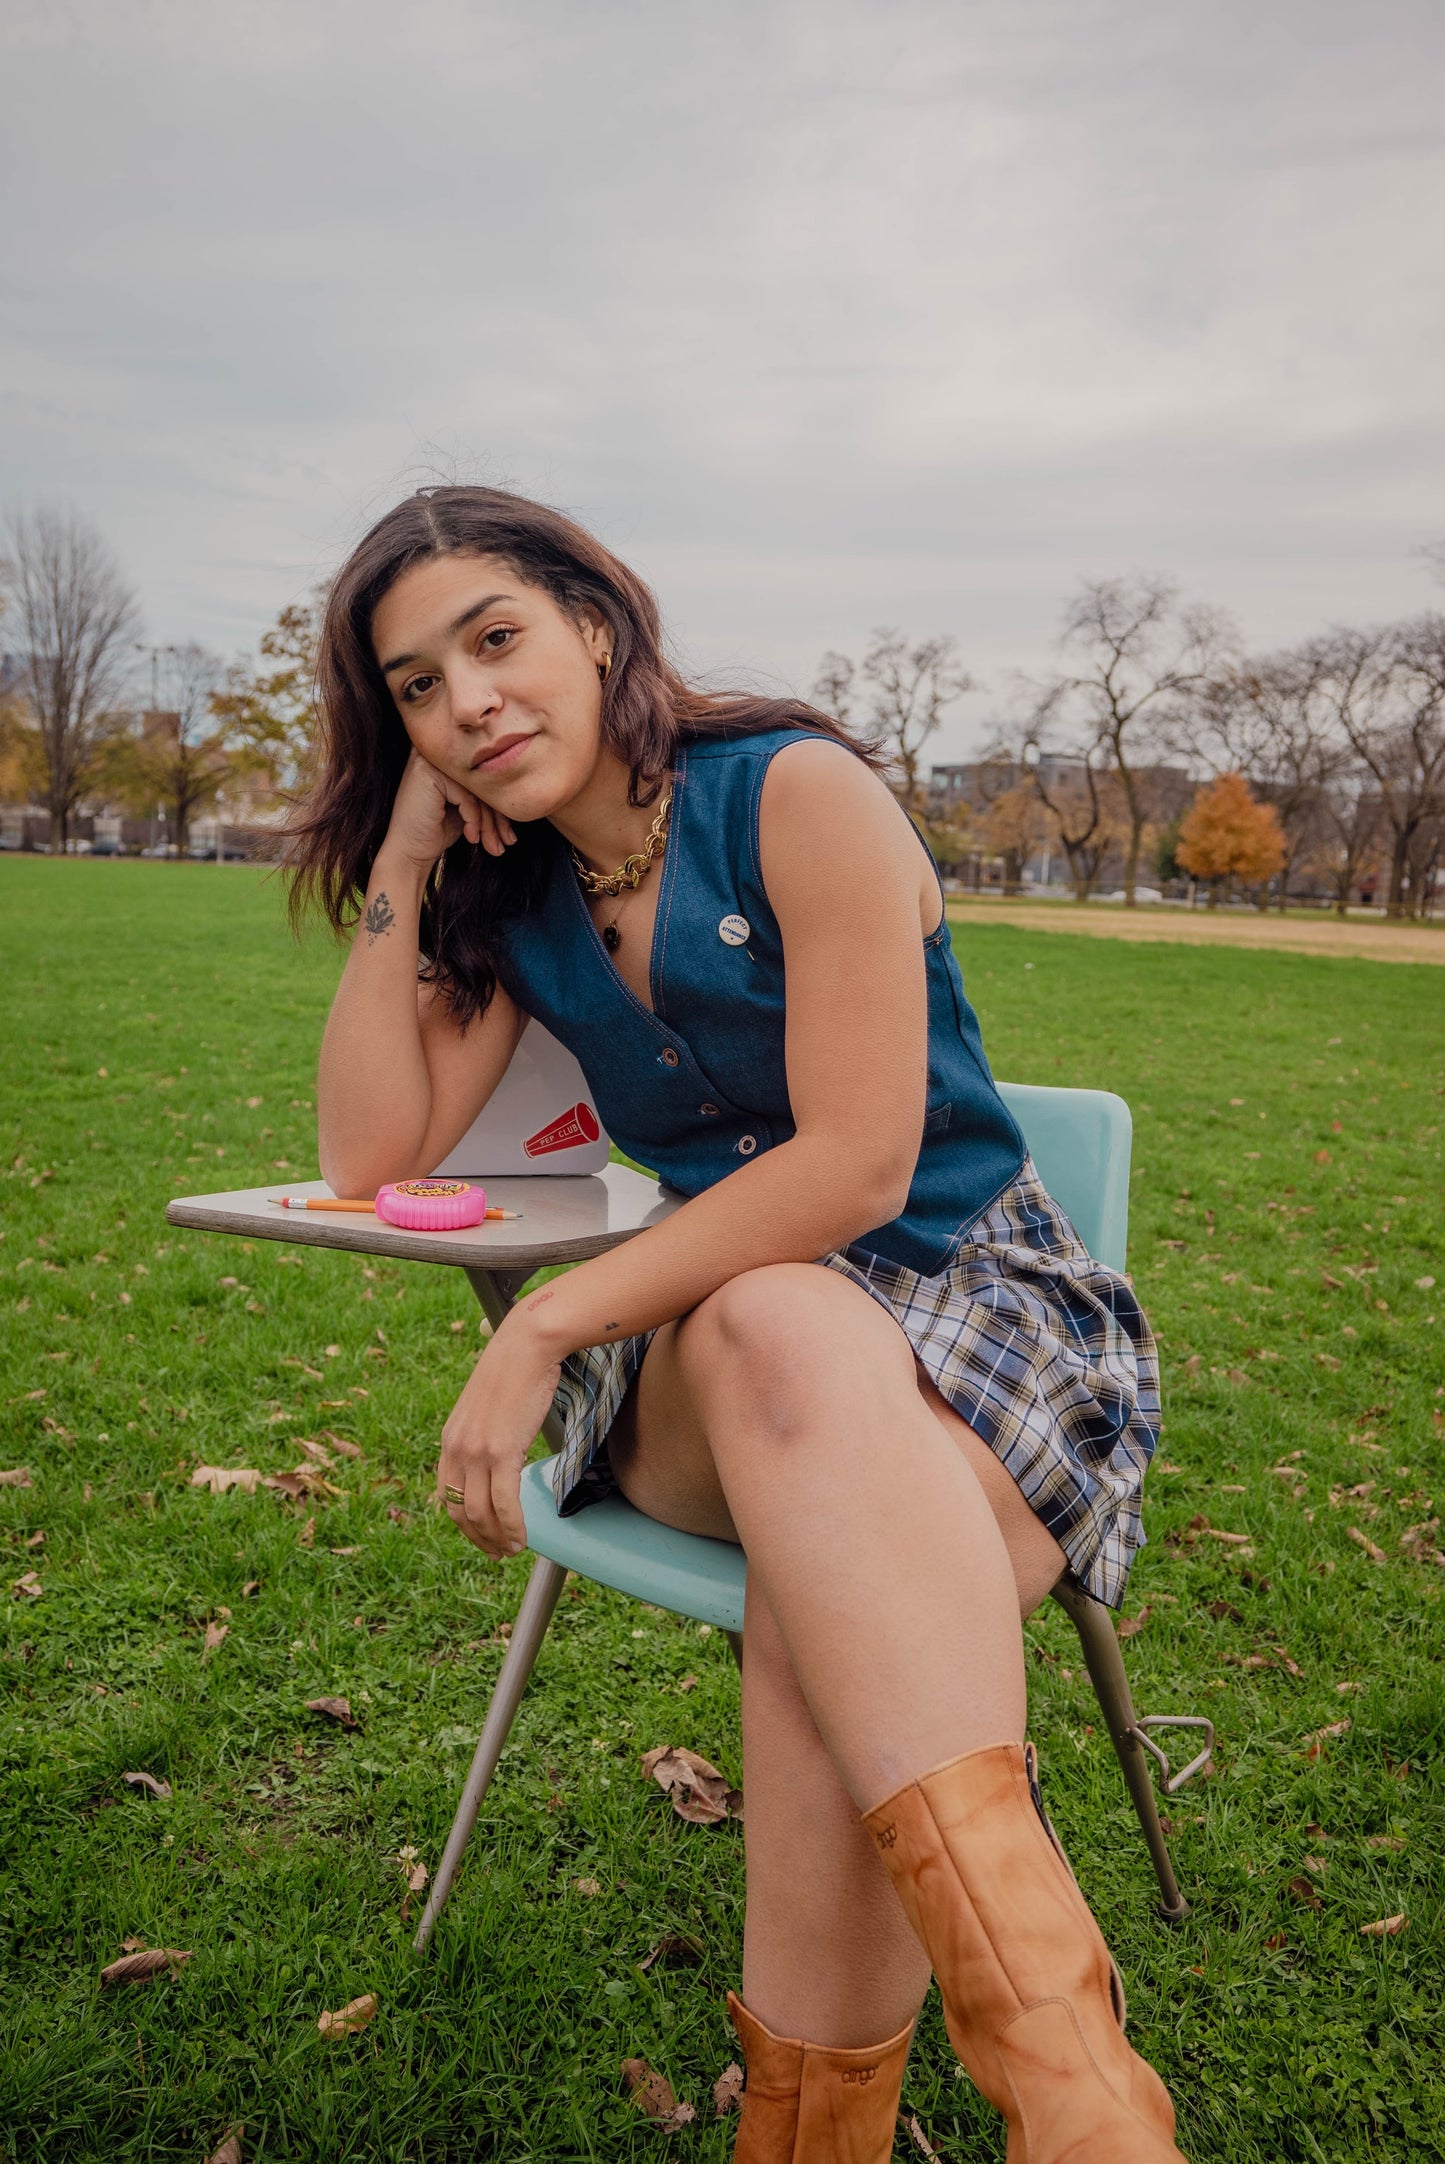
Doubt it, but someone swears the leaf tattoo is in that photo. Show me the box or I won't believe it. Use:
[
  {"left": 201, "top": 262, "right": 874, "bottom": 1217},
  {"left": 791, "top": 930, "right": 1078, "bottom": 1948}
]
[{"left": 364, "top": 891, "right": 396, "bottom": 947}]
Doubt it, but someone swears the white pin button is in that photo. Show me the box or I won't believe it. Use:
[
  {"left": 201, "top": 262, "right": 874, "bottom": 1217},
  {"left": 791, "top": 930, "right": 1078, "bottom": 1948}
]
[{"left": 719, "top": 914, "right": 750, "bottom": 946}]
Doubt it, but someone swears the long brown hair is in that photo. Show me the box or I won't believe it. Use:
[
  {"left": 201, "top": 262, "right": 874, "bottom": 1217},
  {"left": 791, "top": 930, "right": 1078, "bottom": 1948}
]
[{"left": 287, "top": 484, "right": 884, "bottom": 1025}]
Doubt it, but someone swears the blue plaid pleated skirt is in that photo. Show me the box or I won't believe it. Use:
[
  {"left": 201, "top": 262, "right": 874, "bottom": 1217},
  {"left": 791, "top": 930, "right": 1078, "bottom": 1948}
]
[{"left": 549, "top": 1156, "right": 1160, "bottom": 1609}]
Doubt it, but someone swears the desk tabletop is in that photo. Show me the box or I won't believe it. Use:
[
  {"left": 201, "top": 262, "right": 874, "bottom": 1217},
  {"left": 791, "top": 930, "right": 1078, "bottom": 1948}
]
[{"left": 165, "top": 1164, "right": 680, "bottom": 1270}]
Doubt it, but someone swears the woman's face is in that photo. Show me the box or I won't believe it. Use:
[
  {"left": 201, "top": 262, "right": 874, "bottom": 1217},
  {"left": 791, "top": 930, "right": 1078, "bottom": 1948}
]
[{"left": 370, "top": 551, "right": 614, "bottom": 819}]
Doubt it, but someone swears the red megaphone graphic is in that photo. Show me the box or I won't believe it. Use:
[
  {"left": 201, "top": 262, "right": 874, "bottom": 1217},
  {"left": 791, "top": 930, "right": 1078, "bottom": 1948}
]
[{"left": 523, "top": 1101, "right": 601, "bottom": 1158}]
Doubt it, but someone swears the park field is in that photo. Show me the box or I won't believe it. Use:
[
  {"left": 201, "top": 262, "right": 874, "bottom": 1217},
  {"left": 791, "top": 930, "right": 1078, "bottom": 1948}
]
[{"left": 1, "top": 856, "right": 1442, "bottom": 2163}]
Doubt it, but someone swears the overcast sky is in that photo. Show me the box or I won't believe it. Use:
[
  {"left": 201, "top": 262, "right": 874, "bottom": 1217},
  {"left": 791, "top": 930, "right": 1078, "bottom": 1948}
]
[{"left": 3, "top": 0, "right": 1442, "bottom": 759}]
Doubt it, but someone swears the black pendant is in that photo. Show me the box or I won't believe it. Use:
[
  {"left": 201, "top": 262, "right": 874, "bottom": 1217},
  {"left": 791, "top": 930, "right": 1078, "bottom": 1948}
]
[{"left": 602, "top": 923, "right": 621, "bottom": 952}]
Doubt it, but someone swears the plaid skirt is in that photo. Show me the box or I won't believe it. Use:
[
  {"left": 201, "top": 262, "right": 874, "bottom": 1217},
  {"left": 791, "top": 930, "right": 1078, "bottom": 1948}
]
[{"left": 549, "top": 1156, "right": 1160, "bottom": 1609}]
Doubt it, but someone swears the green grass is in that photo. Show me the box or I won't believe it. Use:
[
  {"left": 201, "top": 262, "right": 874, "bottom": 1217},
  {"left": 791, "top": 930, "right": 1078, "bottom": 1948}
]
[{"left": 1, "top": 856, "right": 1442, "bottom": 2163}]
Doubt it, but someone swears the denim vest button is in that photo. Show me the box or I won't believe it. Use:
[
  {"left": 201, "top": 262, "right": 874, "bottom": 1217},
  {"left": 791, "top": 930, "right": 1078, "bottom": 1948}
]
[
  {"left": 736, "top": 1134, "right": 758, "bottom": 1155},
  {"left": 699, "top": 1102, "right": 720, "bottom": 1116},
  {"left": 660, "top": 1047, "right": 680, "bottom": 1068}
]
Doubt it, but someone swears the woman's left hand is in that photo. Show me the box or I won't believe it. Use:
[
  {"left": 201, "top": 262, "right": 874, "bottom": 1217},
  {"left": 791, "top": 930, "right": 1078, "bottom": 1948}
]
[{"left": 436, "top": 1315, "right": 562, "bottom": 1559}]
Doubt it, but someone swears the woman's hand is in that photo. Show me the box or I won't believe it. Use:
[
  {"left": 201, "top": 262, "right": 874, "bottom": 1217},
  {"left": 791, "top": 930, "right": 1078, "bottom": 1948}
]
[
  {"left": 384, "top": 747, "right": 518, "bottom": 871},
  {"left": 436, "top": 1313, "right": 562, "bottom": 1559}
]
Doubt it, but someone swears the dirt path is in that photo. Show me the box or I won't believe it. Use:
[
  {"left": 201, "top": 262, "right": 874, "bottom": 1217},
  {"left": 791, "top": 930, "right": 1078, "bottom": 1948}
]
[{"left": 944, "top": 899, "right": 1445, "bottom": 966}]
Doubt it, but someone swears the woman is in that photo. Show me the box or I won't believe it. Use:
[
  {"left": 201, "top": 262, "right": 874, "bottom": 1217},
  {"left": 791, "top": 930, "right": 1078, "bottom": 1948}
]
[{"left": 295, "top": 485, "right": 1185, "bottom": 2164}]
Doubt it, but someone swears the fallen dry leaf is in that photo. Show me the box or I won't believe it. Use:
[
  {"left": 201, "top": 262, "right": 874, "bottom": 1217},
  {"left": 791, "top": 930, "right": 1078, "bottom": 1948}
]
[
  {"left": 640, "top": 1744, "right": 743, "bottom": 1825},
  {"left": 1360, "top": 1913, "right": 1407, "bottom": 1938},
  {"left": 25, "top": 1529, "right": 44, "bottom": 1549},
  {"left": 305, "top": 1696, "right": 359, "bottom": 1728},
  {"left": 399, "top": 1859, "right": 429, "bottom": 1922},
  {"left": 1366, "top": 1833, "right": 1406, "bottom": 1851},
  {"left": 638, "top": 1933, "right": 703, "bottom": 1973},
  {"left": 190, "top": 1465, "right": 262, "bottom": 1496},
  {"left": 678, "top": 1673, "right": 699, "bottom": 1693},
  {"left": 1263, "top": 1929, "right": 1288, "bottom": 1951},
  {"left": 319, "top": 1430, "right": 364, "bottom": 1459},
  {"left": 206, "top": 2128, "right": 243, "bottom": 2164},
  {"left": 0, "top": 1468, "right": 33, "bottom": 1488},
  {"left": 203, "top": 1620, "right": 229, "bottom": 1653},
  {"left": 282, "top": 1357, "right": 325, "bottom": 1381},
  {"left": 120, "top": 1936, "right": 146, "bottom": 1952},
  {"left": 1347, "top": 1526, "right": 1387, "bottom": 1564},
  {"left": 1225, "top": 1367, "right": 1251, "bottom": 1387},
  {"left": 295, "top": 1438, "right": 335, "bottom": 1469},
  {"left": 621, "top": 2056, "right": 696, "bottom": 2132},
  {"left": 317, "top": 1992, "right": 378, "bottom": 2037},
  {"left": 241, "top": 1579, "right": 260, "bottom": 1598},
  {"left": 713, "top": 2062, "right": 744, "bottom": 2116},
  {"left": 265, "top": 1467, "right": 343, "bottom": 1500},
  {"left": 296, "top": 1515, "right": 316, "bottom": 1549},
  {"left": 573, "top": 1877, "right": 602, "bottom": 1897},
  {"left": 1287, "top": 1875, "right": 1322, "bottom": 1910},
  {"left": 122, "top": 1770, "right": 172, "bottom": 1799},
  {"left": 11, "top": 1571, "right": 42, "bottom": 1599},
  {"left": 100, "top": 1947, "right": 193, "bottom": 1986},
  {"left": 904, "top": 2115, "right": 942, "bottom": 2161},
  {"left": 1117, "top": 1607, "right": 1150, "bottom": 1640}
]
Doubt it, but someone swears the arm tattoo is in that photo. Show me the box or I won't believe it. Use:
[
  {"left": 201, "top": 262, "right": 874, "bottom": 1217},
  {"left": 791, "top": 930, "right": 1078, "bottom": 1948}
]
[{"left": 364, "top": 891, "right": 396, "bottom": 947}]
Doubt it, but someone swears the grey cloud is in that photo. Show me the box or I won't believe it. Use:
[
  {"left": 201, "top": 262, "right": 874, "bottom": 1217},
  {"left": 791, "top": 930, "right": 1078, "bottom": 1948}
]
[{"left": 2, "top": 0, "right": 1442, "bottom": 759}]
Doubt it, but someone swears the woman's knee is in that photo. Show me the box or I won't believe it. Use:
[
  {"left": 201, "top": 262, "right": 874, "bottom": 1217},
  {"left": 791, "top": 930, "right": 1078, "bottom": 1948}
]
[{"left": 676, "top": 1264, "right": 907, "bottom": 1434}]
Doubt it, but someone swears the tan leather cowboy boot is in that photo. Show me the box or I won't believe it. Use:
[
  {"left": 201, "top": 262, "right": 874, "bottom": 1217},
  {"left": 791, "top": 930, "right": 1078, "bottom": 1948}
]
[
  {"left": 862, "top": 1741, "right": 1187, "bottom": 2163},
  {"left": 726, "top": 1989, "right": 916, "bottom": 2163}
]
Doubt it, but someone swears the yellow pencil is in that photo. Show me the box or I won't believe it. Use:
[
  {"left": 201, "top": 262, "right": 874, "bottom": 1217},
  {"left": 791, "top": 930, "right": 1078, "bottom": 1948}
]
[{"left": 269, "top": 1196, "right": 523, "bottom": 1218}]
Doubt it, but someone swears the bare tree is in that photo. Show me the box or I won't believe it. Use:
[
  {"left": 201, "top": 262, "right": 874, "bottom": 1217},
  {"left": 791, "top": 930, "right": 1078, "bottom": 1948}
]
[
  {"left": 1297, "top": 768, "right": 1383, "bottom": 917},
  {"left": 103, "top": 643, "right": 231, "bottom": 852},
  {"left": 1192, "top": 648, "right": 1349, "bottom": 909},
  {"left": 1017, "top": 687, "right": 1122, "bottom": 902},
  {"left": 1315, "top": 619, "right": 1445, "bottom": 919},
  {"left": 1044, "top": 576, "right": 1232, "bottom": 905},
  {"left": 813, "top": 651, "right": 856, "bottom": 730},
  {"left": 815, "top": 631, "right": 973, "bottom": 811},
  {"left": 1, "top": 506, "right": 141, "bottom": 849}
]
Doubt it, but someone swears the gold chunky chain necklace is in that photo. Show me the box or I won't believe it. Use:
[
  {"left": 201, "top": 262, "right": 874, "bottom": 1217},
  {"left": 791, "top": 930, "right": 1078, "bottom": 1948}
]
[
  {"left": 571, "top": 787, "right": 673, "bottom": 922},
  {"left": 570, "top": 790, "right": 674, "bottom": 953}
]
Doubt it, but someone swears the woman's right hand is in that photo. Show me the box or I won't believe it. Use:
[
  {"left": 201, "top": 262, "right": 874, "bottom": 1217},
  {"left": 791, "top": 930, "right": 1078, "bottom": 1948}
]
[{"left": 383, "top": 748, "right": 518, "bottom": 870}]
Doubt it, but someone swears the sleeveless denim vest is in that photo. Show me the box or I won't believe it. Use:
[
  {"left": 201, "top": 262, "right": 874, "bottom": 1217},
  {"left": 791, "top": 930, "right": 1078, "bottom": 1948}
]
[{"left": 491, "top": 726, "right": 1025, "bottom": 1276}]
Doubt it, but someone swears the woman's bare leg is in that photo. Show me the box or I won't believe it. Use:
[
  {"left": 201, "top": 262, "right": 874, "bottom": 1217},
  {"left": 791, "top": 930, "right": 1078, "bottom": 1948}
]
[{"left": 606, "top": 1268, "right": 1067, "bottom": 2045}]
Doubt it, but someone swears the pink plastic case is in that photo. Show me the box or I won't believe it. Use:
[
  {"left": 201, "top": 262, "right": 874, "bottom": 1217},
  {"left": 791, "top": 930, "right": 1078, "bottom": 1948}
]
[{"left": 374, "top": 1178, "right": 487, "bottom": 1231}]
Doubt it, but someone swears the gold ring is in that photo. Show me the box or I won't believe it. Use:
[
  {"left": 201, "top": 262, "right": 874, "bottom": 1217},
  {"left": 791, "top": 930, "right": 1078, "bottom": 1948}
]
[{"left": 444, "top": 1484, "right": 466, "bottom": 1507}]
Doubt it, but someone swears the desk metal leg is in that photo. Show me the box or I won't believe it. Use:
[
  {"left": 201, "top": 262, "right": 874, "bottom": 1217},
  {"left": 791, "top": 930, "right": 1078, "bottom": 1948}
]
[
  {"left": 413, "top": 1265, "right": 572, "bottom": 1955},
  {"left": 1051, "top": 1576, "right": 1190, "bottom": 1923},
  {"left": 412, "top": 1552, "right": 567, "bottom": 1952}
]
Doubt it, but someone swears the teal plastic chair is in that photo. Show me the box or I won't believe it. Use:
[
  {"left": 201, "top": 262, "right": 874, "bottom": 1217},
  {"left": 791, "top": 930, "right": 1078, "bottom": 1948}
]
[{"left": 413, "top": 1084, "right": 1212, "bottom": 1951}]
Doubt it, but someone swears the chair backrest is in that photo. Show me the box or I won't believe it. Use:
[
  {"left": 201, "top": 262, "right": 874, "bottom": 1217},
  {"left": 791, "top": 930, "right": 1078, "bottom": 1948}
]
[{"left": 994, "top": 1083, "right": 1132, "bottom": 1273}]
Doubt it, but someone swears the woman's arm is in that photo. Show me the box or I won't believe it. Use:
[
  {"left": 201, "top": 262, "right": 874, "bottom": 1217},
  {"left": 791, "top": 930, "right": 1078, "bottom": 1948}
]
[
  {"left": 316, "top": 750, "right": 527, "bottom": 1196},
  {"left": 441, "top": 737, "right": 934, "bottom": 1553}
]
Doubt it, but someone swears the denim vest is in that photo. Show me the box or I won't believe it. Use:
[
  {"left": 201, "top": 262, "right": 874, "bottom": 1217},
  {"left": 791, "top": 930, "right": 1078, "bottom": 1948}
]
[{"left": 492, "top": 727, "right": 1025, "bottom": 1276}]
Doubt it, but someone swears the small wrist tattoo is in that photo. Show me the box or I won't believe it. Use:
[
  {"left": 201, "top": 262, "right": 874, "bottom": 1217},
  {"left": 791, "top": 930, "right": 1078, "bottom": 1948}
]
[{"left": 364, "top": 892, "right": 396, "bottom": 946}]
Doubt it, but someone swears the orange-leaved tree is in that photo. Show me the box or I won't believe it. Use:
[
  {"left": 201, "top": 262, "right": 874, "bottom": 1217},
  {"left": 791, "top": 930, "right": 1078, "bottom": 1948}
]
[{"left": 1176, "top": 771, "right": 1286, "bottom": 905}]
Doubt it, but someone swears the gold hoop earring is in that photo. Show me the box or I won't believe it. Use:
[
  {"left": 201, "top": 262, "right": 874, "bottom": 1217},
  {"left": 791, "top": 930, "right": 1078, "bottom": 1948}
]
[{"left": 598, "top": 651, "right": 612, "bottom": 685}]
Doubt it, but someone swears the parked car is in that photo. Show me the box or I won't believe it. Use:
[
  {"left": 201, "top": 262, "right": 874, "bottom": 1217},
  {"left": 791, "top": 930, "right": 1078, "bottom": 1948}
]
[
  {"left": 1101, "top": 885, "right": 1163, "bottom": 904},
  {"left": 89, "top": 837, "right": 125, "bottom": 857},
  {"left": 139, "top": 843, "right": 177, "bottom": 859}
]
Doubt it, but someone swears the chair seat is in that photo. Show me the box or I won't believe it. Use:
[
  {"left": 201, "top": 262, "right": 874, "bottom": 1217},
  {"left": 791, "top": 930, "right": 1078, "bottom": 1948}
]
[{"left": 521, "top": 1457, "right": 747, "bottom": 1631}]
